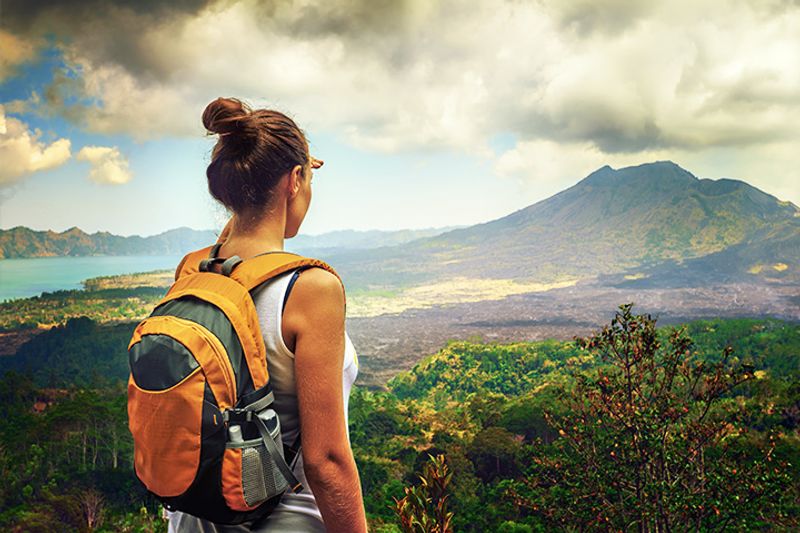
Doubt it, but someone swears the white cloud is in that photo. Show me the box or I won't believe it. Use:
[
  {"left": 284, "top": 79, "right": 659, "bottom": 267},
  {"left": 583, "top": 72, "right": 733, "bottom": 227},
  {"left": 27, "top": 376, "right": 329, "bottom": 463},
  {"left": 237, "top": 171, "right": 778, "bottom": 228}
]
[
  {"left": 494, "top": 139, "right": 800, "bottom": 206},
  {"left": 495, "top": 141, "right": 606, "bottom": 189},
  {"left": 0, "top": 105, "right": 72, "bottom": 185},
  {"left": 494, "top": 140, "right": 675, "bottom": 200},
  {"left": 19, "top": 0, "right": 792, "bottom": 157},
  {"left": 5, "top": 0, "right": 800, "bottom": 200},
  {"left": 76, "top": 145, "right": 132, "bottom": 185}
]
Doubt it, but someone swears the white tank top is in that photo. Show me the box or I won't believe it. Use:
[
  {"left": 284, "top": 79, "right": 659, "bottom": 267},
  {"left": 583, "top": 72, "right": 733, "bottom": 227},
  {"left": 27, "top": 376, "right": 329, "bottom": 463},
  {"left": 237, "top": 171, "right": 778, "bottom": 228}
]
[{"left": 250, "top": 267, "right": 359, "bottom": 524}]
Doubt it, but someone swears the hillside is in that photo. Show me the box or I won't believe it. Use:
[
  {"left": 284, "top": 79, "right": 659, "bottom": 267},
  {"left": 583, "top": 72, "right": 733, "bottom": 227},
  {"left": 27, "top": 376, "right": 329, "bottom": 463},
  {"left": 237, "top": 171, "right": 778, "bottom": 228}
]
[
  {"left": 327, "top": 161, "right": 800, "bottom": 289},
  {"left": 0, "top": 314, "right": 797, "bottom": 531},
  {"left": 5, "top": 163, "right": 795, "bottom": 290},
  {"left": 0, "top": 225, "right": 459, "bottom": 259},
  {"left": 0, "top": 226, "right": 216, "bottom": 259}
]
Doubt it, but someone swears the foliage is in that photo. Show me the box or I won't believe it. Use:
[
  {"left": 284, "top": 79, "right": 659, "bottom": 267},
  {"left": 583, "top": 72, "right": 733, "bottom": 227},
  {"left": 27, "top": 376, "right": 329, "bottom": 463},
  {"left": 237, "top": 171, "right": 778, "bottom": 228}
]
[
  {"left": 0, "top": 311, "right": 797, "bottom": 531},
  {"left": 507, "top": 304, "right": 796, "bottom": 531},
  {"left": 0, "top": 287, "right": 164, "bottom": 331},
  {"left": 394, "top": 454, "right": 454, "bottom": 533},
  {"left": 0, "top": 318, "right": 135, "bottom": 386},
  {"left": 388, "top": 339, "right": 580, "bottom": 404}
]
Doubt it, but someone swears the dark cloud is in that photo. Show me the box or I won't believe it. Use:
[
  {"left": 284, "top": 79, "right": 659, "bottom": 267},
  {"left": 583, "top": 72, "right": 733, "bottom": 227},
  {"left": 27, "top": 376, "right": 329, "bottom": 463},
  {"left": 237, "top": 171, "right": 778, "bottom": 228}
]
[
  {"left": 245, "top": 0, "right": 440, "bottom": 72},
  {"left": 41, "top": 68, "right": 89, "bottom": 124},
  {"left": 1, "top": 0, "right": 424, "bottom": 82},
  {"left": 2, "top": 0, "right": 798, "bottom": 156},
  {"left": 267, "top": 0, "right": 413, "bottom": 36},
  {"left": 0, "top": 0, "right": 212, "bottom": 33},
  {"left": 1, "top": 0, "right": 214, "bottom": 81}
]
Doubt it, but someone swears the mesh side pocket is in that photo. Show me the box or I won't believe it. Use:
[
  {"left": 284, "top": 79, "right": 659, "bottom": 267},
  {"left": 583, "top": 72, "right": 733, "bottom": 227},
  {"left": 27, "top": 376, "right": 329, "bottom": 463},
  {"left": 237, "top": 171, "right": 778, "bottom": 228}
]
[{"left": 241, "top": 442, "right": 290, "bottom": 507}]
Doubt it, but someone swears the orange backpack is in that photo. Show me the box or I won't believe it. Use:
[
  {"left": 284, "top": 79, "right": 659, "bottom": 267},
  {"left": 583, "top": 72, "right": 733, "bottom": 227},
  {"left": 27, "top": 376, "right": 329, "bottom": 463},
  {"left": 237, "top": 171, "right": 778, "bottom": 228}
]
[{"left": 127, "top": 243, "right": 342, "bottom": 524}]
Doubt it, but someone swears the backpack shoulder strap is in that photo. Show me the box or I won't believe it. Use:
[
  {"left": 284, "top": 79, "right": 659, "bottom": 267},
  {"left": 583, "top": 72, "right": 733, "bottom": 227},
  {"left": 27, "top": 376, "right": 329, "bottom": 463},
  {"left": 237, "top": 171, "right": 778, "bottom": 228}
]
[
  {"left": 174, "top": 245, "right": 216, "bottom": 280},
  {"left": 229, "top": 252, "right": 345, "bottom": 305},
  {"left": 175, "top": 247, "right": 346, "bottom": 307}
]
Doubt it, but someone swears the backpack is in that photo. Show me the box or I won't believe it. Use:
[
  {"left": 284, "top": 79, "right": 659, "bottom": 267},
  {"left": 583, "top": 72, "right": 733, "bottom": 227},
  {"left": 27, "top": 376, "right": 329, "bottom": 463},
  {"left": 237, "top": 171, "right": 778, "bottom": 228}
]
[{"left": 127, "top": 243, "right": 343, "bottom": 524}]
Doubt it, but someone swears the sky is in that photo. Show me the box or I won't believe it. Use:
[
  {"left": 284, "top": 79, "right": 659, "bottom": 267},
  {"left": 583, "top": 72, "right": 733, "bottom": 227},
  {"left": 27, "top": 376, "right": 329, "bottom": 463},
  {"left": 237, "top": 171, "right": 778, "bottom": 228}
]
[{"left": 0, "top": 0, "right": 798, "bottom": 237}]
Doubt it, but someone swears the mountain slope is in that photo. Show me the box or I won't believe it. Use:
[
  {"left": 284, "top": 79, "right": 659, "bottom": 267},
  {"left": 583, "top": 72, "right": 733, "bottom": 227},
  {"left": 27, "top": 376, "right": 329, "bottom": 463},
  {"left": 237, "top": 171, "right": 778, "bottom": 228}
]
[
  {"left": 0, "top": 225, "right": 460, "bottom": 259},
  {"left": 4, "top": 162, "right": 795, "bottom": 292},
  {"left": 0, "top": 227, "right": 217, "bottom": 259},
  {"left": 326, "top": 161, "right": 799, "bottom": 289}
]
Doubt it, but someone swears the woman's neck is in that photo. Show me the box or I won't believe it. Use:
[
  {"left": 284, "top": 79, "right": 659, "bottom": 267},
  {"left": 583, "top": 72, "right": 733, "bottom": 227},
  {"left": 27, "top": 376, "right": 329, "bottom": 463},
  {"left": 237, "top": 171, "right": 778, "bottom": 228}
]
[{"left": 218, "top": 209, "right": 286, "bottom": 259}]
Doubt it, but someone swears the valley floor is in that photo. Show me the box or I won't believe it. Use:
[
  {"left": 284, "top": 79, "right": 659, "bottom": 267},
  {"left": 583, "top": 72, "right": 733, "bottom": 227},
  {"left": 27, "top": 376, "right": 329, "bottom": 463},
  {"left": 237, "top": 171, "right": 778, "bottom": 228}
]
[
  {"left": 349, "top": 279, "right": 799, "bottom": 386},
  {"left": 1, "top": 269, "right": 796, "bottom": 388}
]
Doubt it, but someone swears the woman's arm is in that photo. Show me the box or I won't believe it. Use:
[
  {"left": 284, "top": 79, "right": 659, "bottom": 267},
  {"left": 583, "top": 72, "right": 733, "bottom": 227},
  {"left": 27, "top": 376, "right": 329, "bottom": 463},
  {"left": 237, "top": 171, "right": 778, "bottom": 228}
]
[{"left": 282, "top": 267, "right": 368, "bottom": 533}]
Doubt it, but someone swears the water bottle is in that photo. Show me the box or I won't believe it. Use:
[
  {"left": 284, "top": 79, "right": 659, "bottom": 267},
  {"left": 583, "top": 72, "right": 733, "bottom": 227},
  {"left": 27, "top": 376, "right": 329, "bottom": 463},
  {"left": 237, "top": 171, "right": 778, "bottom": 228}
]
[
  {"left": 228, "top": 424, "right": 244, "bottom": 444},
  {"left": 256, "top": 408, "right": 280, "bottom": 439}
]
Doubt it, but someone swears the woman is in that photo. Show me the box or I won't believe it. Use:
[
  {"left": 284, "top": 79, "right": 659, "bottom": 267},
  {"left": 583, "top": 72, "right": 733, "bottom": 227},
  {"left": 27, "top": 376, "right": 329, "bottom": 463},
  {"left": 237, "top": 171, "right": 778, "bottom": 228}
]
[{"left": 168, "top": 97, "right": 368, "bottom": 533}]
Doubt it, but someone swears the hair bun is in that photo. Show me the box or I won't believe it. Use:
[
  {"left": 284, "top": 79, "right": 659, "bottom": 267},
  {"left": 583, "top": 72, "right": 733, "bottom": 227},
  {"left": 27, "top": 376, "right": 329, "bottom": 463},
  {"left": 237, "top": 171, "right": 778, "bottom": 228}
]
[{"left": 202, "top": 97, "right": 251, "bottom": 135}]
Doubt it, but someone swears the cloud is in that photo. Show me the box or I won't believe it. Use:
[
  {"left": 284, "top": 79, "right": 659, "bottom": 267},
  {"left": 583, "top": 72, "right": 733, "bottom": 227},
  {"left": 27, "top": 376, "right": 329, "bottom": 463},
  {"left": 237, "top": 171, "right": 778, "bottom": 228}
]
[
  {"left": 509, "top": 0, "right": 800, "bottom": 152},
  {"left": 493, "top": 140, "right": 673, "bottom": 200},
  {"left": 495, "top": 141, "right": 607, "bottom": 189},
  {"left": 3, "top": 0, "right": 799, "bottom": 200},
  {"left": 4, "top": 0, "right": 544, "bottom": 148},
  {"left": 494, "top": 139, "right": 800, "bottom": 206},
  {"left": 541, "top": 0, "right": 660, "bottom": 35},
  {"left": 7, "top": 0, "right": 793, "bottom": 152},
  {"left": 0, "top": 106, "right": 72, "bottom": 186},
  {"left": 0, "top": 31, "right": 39, "bottom": 82},
  {"left": 76, "top": 146, "right": 132, "bottom": 185}
]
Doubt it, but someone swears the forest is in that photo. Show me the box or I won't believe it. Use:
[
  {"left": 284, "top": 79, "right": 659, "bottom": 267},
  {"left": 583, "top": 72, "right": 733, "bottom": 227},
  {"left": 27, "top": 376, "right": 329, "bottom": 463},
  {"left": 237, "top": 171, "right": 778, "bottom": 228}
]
[
  {"left": 0, "top": 306, "right": 797, "bottom": 531},
  {"left": 0, "top": 287, "right": 165, "bottom": 332}
]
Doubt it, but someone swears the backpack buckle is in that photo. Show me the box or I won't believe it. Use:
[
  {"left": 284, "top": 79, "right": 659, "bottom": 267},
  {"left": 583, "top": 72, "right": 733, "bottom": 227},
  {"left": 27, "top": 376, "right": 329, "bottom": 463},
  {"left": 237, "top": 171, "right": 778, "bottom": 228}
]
[
  {"left": 199, "top": 247, "right": 242, "bottom": 276},
  {"left": 200, "top": 243, "right": 241, "bottom": 274},
  {"left": 222, "top": 408, "right": 253, "bottom": 424}
]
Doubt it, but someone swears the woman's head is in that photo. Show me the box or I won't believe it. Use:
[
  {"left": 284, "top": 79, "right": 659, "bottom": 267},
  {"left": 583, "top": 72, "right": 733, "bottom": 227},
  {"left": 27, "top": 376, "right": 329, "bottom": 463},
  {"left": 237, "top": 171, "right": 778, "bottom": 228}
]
[{"left": 202, "top": 97, "right": 320, "bottom": 237}]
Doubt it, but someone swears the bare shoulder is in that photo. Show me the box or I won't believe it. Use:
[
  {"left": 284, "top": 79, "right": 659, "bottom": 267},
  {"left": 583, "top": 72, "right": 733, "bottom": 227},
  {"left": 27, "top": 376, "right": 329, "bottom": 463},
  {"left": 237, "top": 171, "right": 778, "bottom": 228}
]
[
  {"left": 284, "top": 266, "right": 345, "bottom": 328},
  {"left": 292, "top": 266, "right": 344, "bottom": 302},
  {"left": 282, "top": 266, "right": 345, "bottom": 353}
]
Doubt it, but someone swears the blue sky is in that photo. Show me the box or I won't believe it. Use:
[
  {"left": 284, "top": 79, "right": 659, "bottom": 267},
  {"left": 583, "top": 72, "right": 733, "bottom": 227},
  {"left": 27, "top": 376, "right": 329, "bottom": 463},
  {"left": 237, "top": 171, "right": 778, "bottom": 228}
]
[
  {"left": 1, "top": 1, "right": 798, "bottom": 237},
  {"left": 0, "top": 40, "right": 530, "bottom": 236}
]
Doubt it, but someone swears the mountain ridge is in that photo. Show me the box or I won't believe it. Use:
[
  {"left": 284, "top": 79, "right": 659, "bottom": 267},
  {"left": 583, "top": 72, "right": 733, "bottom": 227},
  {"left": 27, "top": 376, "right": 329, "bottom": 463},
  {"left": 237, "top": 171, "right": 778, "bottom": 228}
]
[
  {"left": 3, "top": 161, "right": 796, "bottom": 291},
  {"left": 0, "top": 226, "right": 218, "bottom": 259},
  {"left": 0, "top": 225, "right": 461, "bottom": 259},
  {"left": 323, "top": 161, "right": 799, "bottom": 289}
]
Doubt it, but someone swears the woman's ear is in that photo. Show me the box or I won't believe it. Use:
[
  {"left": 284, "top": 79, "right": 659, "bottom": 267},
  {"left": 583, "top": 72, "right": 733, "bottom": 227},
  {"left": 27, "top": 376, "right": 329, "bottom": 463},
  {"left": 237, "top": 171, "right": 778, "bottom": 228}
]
[{"left": 287, "top": 164, "right": 303, "bottom": 199}]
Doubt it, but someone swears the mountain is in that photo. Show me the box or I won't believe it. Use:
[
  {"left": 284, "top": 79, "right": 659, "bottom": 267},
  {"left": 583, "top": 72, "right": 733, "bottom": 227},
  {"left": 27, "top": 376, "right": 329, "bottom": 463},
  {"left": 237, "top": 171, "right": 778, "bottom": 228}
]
[
  {"left": 325, "top": 161, "right": 800, "bottom": 289},
  {"left": 0, "top": 227, "right": 217, "bottom": 259},
  {"left": 4, "top": 162, "right": 796, "bottom": 290},
  {"left": 0, "top": 225, "right": 460, "bottom": 259}
]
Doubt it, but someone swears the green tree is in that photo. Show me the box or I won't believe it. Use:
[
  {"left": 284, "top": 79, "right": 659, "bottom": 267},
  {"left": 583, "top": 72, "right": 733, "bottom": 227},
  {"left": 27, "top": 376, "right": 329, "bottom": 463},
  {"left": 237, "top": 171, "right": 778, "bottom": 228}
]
[
  {"left": 509, "top": 303, "right": 794, "bottom": 531},
  {"left": 467, "top": 426, "right": 521, "bottom": 482}
]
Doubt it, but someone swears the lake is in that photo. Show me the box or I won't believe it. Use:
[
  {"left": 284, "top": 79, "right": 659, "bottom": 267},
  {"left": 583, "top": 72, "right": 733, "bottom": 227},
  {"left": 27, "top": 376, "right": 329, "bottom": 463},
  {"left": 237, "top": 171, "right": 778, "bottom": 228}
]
[{"left": 0, "top": 255, "right": 183, "bottom": 302}]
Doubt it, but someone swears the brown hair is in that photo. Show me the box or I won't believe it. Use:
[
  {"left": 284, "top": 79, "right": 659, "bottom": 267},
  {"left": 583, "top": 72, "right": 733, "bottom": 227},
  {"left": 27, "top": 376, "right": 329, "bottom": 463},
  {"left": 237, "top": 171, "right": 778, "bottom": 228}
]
[{"left": 202, "top": 97, "right": 309, "bottom": 213}]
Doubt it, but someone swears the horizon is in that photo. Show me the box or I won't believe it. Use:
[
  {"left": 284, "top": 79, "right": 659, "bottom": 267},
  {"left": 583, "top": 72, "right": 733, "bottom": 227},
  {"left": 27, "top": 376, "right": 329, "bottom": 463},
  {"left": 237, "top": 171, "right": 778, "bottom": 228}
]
[
  {"left": 2, "top": 159, "right": 797, "bottom": 238},
  {"left": 1, "top": 1, "right": 799, "bottom": 236}
]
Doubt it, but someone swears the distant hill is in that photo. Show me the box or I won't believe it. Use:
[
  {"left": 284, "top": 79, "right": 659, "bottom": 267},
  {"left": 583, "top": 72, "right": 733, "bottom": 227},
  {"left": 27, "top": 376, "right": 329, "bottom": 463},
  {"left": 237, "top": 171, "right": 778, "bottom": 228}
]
[
  {"left": 4, "top": 162, "right": 796, "bottom": 291},
  {"left": 326, "top": 161, "right": 800, "bottom": 289},
  {"left": 0, "top": 227, "right": 217, "bottom": 259},
  {"left": 0, "top": 225, "right": 460, "bottom": 259},
  {"left": 290, "top": 227, "right": 463, "bottom": 253}
]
